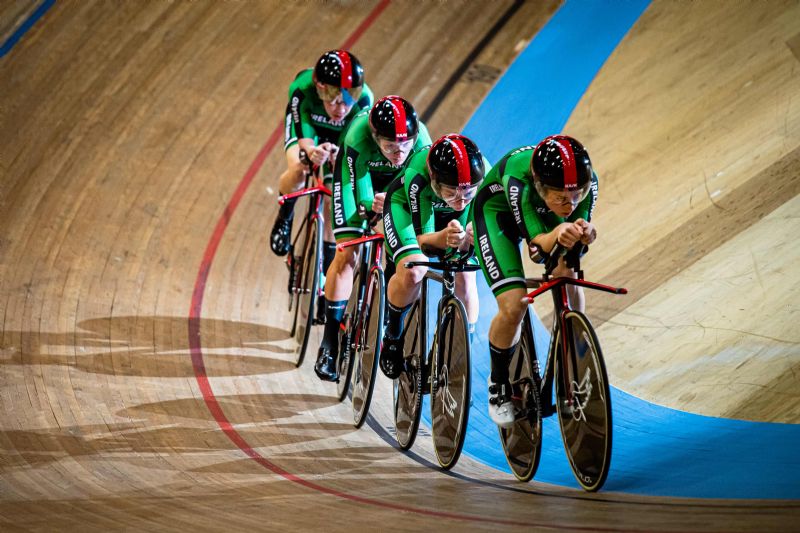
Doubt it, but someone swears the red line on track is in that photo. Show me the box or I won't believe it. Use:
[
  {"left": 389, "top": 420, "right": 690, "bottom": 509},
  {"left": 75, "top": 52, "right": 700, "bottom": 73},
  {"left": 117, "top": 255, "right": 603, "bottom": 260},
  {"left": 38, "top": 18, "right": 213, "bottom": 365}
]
[{"left": 185, "top": 1, "right": 598, "bottom": 529}]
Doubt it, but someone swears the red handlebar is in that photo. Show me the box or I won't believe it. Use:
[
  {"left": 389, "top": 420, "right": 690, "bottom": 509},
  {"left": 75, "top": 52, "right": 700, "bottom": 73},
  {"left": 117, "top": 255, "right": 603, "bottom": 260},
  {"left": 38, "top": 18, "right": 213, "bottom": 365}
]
[
  {"left": 521, "top": 277, "right": 627, "bottom": 304},
  {"left": 278, "top": 184, "right": 332, "bottom": 205},
  {"left": 336, "top": 233, "right": 385, "bottom": 252}
]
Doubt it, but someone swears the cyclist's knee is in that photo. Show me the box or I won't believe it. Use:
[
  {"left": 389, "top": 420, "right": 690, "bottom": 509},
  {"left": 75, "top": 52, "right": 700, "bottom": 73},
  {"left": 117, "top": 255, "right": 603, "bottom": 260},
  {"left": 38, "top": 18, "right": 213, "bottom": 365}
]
[
  {"left": 397, "top": 257, "right": 427, "bottom": 288},
  {"left": 496, "top": 291, "right": 527, "bottom": 323},
  {"left": 332, "top": 246, "right": 357, "bottom": 270}
]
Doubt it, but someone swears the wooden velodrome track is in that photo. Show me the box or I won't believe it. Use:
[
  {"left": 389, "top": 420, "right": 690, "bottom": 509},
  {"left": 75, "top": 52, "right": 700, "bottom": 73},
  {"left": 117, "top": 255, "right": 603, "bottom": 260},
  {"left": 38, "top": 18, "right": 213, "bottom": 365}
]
[{"left": 1, "top": 1, "right": 798, "bottom": 531}]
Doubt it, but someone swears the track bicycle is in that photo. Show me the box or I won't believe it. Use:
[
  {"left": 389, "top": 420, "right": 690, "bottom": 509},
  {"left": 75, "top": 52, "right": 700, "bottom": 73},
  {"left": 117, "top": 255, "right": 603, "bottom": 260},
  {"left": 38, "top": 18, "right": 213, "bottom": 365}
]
[
  {"left": 393, "top": 248, "right": 479, "bottom": 470},
  {"left": 498, "top": 243, "right": 626, "bottom": 491},
  {"left": 281, "top": 150, "right": 331, "bottom": 367},
  {"left": 334, "top": 217, "right": 386, "bottom": 428}
]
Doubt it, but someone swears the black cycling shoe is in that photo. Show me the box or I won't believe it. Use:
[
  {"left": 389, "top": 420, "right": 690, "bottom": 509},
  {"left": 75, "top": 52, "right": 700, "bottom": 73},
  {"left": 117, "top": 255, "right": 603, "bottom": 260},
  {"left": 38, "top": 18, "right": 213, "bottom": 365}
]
[
  {"left": 379, "top": 335, "right": 405, "bottom": 379},
  {"left": 314, "top": 346, "right": 339, "bottom": 382},
  {"left": 270, "top": 214, "right": 293, "bottom": 256}
]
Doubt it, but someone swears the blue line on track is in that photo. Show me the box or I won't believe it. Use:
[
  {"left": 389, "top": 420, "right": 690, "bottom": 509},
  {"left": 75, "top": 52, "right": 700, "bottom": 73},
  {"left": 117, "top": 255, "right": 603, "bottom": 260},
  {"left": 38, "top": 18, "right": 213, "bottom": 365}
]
[
  {"left": 421, "top": 0, "right": 800, "bottom": 499},
  {"left": 0, "top": 0, "right": 55, "bottom": 59}
]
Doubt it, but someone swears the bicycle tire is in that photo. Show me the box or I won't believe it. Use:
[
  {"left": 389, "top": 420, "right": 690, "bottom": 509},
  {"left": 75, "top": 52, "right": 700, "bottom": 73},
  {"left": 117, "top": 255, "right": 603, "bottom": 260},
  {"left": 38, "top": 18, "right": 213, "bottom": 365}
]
[
  {"left": 554, "top": 310, "right": 612, "bottom": 492},
  {"left": 287, "top": 214, "right": 309, "bottom": 337},
  {"left": 430, "top": 297, "right": 471, "bottom": 470},
  {"left": 292, "top": 216, "right": 322, "bottom": 368},
  {"left": 393, "top": 300, "right": 424, "bottom": 450},
  {"left": 352, "top": 268, "right": 384, "bottom": 428},
  {"left": 498, "top": 312, "right": 543, "bottom": 482},
  {"left": 336, "top": 270, "right": 361, "bottom": 402}
]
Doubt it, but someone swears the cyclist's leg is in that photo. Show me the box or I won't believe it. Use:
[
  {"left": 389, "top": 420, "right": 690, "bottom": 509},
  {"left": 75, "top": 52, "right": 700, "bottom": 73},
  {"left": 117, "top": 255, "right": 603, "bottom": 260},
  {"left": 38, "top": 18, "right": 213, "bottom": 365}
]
[
  {"left": 271, "top": 133, "right": 312, "bottom": 255},
  {"left": 473, "top": 186, "right": 527, "bottom": 426},
  {"left": 454, "top": 270, "right": 478, "bottom": 339},
  {"left": 320, "top": 244, "right": 358, "bottom": 337},
  {"left": 318, "top": 179, "right": 336, "bottom": 320},
  {"left": 380, "top": 196, "right": 423, "bottom": 378},
  {"left": 386, "top": 253, "right": 426, "bottom": 328},
  {"left": 315, "top": 167, "right": 365, "bottom": 380},
  {"left": 277, "top": 145, "right": 306, "bottom": 195}
]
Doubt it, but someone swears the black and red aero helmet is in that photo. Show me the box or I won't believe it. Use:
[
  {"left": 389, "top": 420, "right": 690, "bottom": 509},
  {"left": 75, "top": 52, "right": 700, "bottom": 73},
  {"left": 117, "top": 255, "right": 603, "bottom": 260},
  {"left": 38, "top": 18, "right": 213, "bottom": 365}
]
[
  {"left": 369, "top": 96, "right": 419, "bottom": 141},
  {"left": 531, "top": 135, "right": 592, "bottom": 190},
  {"left": 427, "top": 134, "right": 485, "bottom": 188},
  {"left": 314, "top": 50, "right": 364, "bottom": 88}
]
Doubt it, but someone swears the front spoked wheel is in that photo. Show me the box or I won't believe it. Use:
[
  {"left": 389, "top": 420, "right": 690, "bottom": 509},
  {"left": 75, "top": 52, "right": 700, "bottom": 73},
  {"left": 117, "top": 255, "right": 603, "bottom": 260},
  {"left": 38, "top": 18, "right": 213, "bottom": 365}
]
[
  {"left": 555, "top": 310, "right": 612, "bottom": 492},
  {"left": 498, "top": 313, "right": 543, "bottom": 482},
  {"left": 430, "top": 297, "right": 471, "bottom": 470},
  {"left": 336, "top": 271, "right": 361, "bottom": 402},
  {"left": 352, "top": 268, "right": 384, "bottom": 428},
  {"left": 292, "top": 216, "right": 322, "bottom": 367},
  {"left": 393, "top": 301, "right": 424, "bottom": 450}
]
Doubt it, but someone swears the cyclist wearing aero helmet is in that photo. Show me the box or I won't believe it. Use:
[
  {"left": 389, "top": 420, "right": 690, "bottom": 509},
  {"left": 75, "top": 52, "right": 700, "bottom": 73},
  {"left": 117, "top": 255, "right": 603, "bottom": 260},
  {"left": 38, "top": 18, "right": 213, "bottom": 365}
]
[
  {"left": 379, "top": 134, "right": 488, "bottom": 379},
  {"left": 314, "top": 96, "right": 431, "bottom": 382},
  {"left": 269, "top": 50, "right": 373, "bottom": 272},
  {"left": 472, "top": 134, "right": 598, "bottom": 427}
]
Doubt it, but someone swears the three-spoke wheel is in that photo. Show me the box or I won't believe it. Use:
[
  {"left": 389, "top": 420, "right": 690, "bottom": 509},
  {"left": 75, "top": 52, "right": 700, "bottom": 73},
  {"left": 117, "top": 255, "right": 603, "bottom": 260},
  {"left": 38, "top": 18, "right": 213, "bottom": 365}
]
[
  {"left": 393, "top": 301, "right": 425, "bottom": 450},
  {"left": 555, "top": 311, "right": 612, "bottom": 492},
  {"left": 289, "top": 216, "right": 322, "bottom": 368},
  {"left": 430, "top": 297, "right": 471, "bottom": 470},
  {"left": 498, "top": 315, "right": 543, "bottom": 482},
  {"left": 351, "top": 268, "right": 384, "bottom": 428}
]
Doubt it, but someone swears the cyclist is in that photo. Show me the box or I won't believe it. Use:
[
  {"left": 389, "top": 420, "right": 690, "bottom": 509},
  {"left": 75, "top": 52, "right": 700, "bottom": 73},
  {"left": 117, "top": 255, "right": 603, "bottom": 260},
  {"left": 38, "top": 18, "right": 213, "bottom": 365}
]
[
  {"left": 379, "top": 134, "right": 487, "bottom": 379},
  {"left": 314, "top": 95, "right": 431, "bottom": 382},
  {"left": 472, "top": 135, "right": 598, "bottom": 427},
  {"left": 269, "top": 50, "right": 374, "bottom": 288}
]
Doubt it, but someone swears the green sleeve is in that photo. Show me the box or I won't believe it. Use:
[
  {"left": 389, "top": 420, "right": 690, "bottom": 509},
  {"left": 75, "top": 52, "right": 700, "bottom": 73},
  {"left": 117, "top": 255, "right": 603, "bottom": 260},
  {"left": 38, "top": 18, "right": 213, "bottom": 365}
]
[
  {"left": 503, "top": 174, "right": 545, "bottom": 241},
  {"left": 407, "top": 171, "right": 434, "bottom": 234},
  {"left": 346, "top": 144, "right": 375, "bottom": 211},
  {"left": 298, "top": 96, "right": 317, "bottom": 140}
]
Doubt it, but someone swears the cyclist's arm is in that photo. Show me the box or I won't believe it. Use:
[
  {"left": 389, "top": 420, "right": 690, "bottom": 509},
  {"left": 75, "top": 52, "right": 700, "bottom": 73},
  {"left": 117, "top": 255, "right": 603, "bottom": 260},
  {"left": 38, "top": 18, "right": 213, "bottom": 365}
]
[
  {"left": 409, "top": 176, "right": 447, "bottom": 251},
  {"left": 348, "top": 146, "right": 376, "bottom": 212},
  {"left": 503, "top": 174, "right": 540, "bottom": 242},
  {"left": 408, "top": 172, "right": 433, "bottom": 236},
  {"left": 288, "top": 86, "right": 318, "bottom": 149},
  {"left": 419, "top": 219, "right": 466, "bottom": 253}
]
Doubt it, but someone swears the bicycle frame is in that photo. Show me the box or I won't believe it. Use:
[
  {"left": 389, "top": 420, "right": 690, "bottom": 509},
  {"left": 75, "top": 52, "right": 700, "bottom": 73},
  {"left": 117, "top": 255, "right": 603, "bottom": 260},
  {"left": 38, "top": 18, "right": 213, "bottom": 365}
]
[
  {"left": 279, "top": 165, "right": 331, "bottom": 296},
  {"left": 521, "top": 247, "right": 626, "bottom": 416},
  {"left": 406, "top": 250, "right": 478, "bottom": 360},
  {"left": 337, "top": 230, "right": 385, "bottom": 348},
  {"left": 404, "top": 250, "right": 479, "bottom": 394}
]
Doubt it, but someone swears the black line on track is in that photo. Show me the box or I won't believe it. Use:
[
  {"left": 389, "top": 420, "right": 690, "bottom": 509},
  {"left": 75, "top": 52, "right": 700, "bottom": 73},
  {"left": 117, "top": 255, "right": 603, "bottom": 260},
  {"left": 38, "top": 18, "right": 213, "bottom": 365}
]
[{"left": 419, "top": 0, "right": 525, "bottom": 124}]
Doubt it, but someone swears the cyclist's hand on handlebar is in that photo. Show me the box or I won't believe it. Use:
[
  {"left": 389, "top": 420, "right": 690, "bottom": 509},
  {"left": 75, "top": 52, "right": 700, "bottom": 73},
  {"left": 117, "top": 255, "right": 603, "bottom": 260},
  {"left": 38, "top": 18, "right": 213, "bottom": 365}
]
[
  {"left": 443, "top": 219, "right": 466, "bottom": 249},
  {"left": 461, "top": 221, "right": 474, "bottom": 249},
  {"left": 555, "top": 222, "right": 583, "bottom": 249},
  {"left": 528, "top": 241, "right": 543, "bottom": 262},
  {"left": 309, "top": 142, "right": 335, "bottom": 166},
  {"left": 371, "top": 192, "right": 386, "bottom": 215},
  {"left": 575, "top": 218, "right": 597, "bottom": 245}
]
